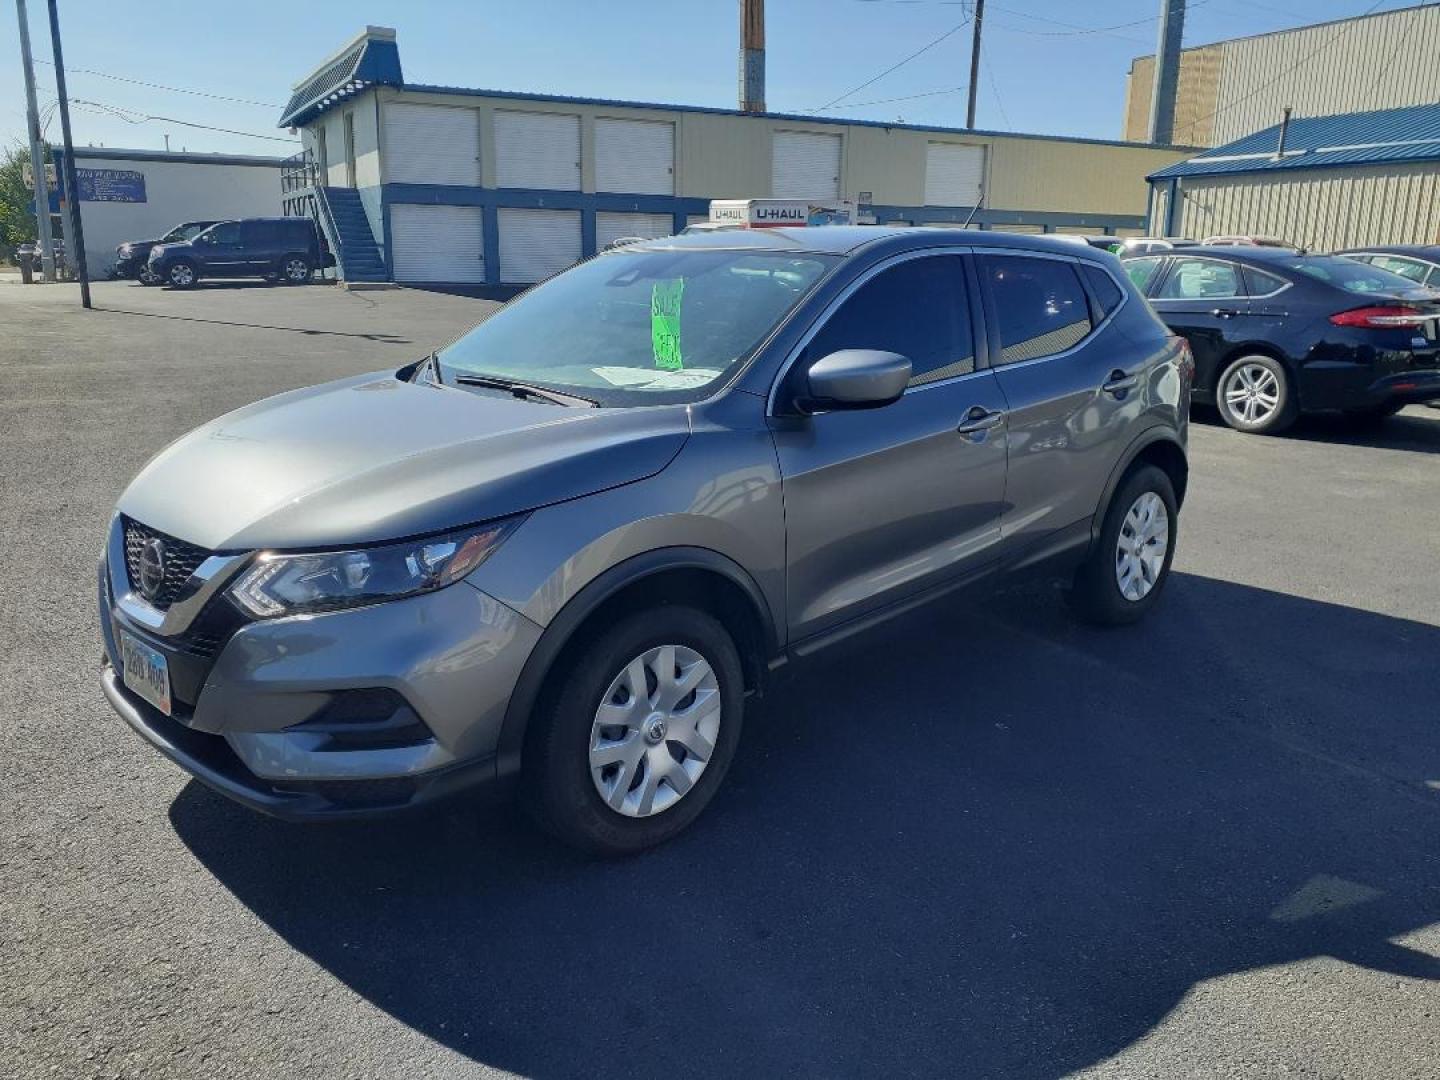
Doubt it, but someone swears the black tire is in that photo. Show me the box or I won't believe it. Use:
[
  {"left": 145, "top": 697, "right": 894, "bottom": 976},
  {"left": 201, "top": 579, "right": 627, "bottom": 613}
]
[
  {"left": 524, "top": 606, "right": 745, "bottom": 856},
  {"left": 280, "top": 254, "right": 312, "bottom": 285},
  {"left": 1215, "top": 353, "right": 1297, "bottom": 434},
  {"left": 1066, "top": 464, "right": 1178, "bottom": 627},
  {"left": 165, "top": 260, "right": 199, "bottom": 289},
  {"left": 137, "top": 267, "right": 161, "bottom": 286}
]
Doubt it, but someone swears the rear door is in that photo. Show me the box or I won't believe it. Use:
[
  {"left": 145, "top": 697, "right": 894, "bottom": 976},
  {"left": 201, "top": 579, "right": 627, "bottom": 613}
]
[
  {"left": 1147, "top": 255, "right": 1252, "bottom": 398},
  {"left": 980, "top": 252, "right": 1140, "bottom": 553},
  {"left": 240, "top": 221, "right": 277, "bottom": 272},
  {"left": 771, "top": 251, "right": 1009, "bottom": 641}
]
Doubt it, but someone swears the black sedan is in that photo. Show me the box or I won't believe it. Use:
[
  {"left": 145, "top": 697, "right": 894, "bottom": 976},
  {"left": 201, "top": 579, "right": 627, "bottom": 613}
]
[
  {"left": 113, "top": 221, "right": 218, "bottom": 284},
  {"left": 1121, "top": 247, "right": 1440, "bottom": 433},
  {"left": 1337, "top": 244, "right": 1440, "bottom": 289}
]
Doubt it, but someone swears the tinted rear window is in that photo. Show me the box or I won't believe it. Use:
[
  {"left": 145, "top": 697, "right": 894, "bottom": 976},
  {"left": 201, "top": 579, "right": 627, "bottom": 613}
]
[
  {"left": 1287, "top": 256, "right": 1427, "bottom": 295},
  {"left": 1123, "top": 256, "right": 1164, "bottom": 292},
  {"left": 982, "top": 255, "right": 1093, "bottom": 365}
]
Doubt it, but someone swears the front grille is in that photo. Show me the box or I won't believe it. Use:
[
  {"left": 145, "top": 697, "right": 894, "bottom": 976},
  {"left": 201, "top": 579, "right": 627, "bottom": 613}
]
[{"left": 122, "top": 517, "right": 213, "bottom": 610}]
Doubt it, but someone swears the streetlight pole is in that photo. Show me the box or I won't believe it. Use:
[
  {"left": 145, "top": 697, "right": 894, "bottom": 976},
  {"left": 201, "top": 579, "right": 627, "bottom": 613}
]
[
  {"left": 15, "top": 0, "right": 56, "bottom": 281},
  {"left": 46, "top": 0, "right": 90, "bottom": 308}
]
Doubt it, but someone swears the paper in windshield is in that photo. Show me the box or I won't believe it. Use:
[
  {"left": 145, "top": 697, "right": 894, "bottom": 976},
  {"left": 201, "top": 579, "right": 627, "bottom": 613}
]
[{"left": 651, "top": 278, "right": 685, "bottom": 370}]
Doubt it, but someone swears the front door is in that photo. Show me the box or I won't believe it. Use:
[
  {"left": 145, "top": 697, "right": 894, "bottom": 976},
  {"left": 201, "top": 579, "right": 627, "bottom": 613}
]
[
  {"left": 770, "top": 252, "right": 1009, "bottom": 642},
  {"left": 343, "top": 111, "right": 357, "bottom": 188},
  {"left": 1146, "top": 254, "right": 1253, "bottom": 401},
  {"left": 196, "top": 221, "right": 245, "bottom": 275}
]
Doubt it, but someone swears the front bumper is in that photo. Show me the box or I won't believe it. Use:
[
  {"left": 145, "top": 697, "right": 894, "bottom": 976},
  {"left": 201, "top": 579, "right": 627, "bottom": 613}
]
[{"left": 99, "top": 537, "right": 543, "bottom": 821}]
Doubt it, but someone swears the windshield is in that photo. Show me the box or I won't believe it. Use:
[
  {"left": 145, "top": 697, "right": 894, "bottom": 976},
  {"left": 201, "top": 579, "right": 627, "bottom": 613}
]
[
  {"left": 163, "top": 223, "right": 211, "bottom": 242},
  {"left": 436, "top": 248, "right": 836, "bottom": 406},
  {"left": 1288, "top": 256, "right": 1434, "bottom": 296}
]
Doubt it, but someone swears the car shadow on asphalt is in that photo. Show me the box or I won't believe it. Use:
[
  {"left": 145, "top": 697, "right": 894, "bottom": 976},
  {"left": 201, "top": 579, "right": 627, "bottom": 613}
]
[
  {"left": 95, "top": 305, "right": 413, "bottom": 344},
  {"left": 1194, "top": 405, "right": 1440, "bottom": 455},
  {"left": 168, "top": 572, "right": 1440, "bottom": 1078}
]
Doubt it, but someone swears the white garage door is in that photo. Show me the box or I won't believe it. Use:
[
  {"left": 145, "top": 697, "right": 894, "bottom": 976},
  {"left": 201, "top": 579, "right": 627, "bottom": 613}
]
[
  {"left": 390, "top": 205, "right": 486, "bottom": 283},
  {"left": 772, "top": 131, "right": 841, "bottom": 199},
  {"left": 924, "top": 143, "right": 985, "bottom": 206},
  {"left": 595, "top": 118, "right": 674, "bottom": 194},
  {"left": 596, "top": 211, "right": 673, "bottom": 249},
  {"left": 384, "top": 104, "right": 480, "bottom": 186},
  {"left": 498, "top": 208, "right": 582, "bottom": 284},
  {"left": 494, "top": 111, "right": 581, "bottom": 190}
]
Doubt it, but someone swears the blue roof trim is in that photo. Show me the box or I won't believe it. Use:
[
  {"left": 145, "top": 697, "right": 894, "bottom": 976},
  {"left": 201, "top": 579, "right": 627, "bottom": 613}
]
[
  {"left": 399, "top": 82, "right": 1199, "bottom": 153},
  {"left": 279, "top": 29, "right": 403, "bottom": 128},
  {"left": 1149, "top": 102, "right": 1440, "bottom": 180}
]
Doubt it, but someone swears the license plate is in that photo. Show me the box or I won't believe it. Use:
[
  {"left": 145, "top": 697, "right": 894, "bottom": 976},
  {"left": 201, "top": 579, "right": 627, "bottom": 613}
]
[{"left": 118, "top": 627, "right": 172, "bottom": 716}]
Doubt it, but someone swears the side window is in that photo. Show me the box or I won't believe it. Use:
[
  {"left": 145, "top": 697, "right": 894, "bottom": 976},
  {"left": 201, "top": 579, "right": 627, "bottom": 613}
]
[
  {"left": 983, "top": 255, "right": 1092, "bottom": 365},
  {"left": 1080, "top": 263, "right": 1124, "bottom": 317},
  {"left": 1123, "top": 256, "right": 1163, "bottom": 293},
  {"left": 807, "top": 256, "right": 974, "bottom": 388},
  {"left": 1242, "top": 266, "right": 1286, "bottom": 296},
  {"left": 1426, "top": 266, "right": 1440, "bottom": 287},
  {"left": 1155, "top": 258, "right": 1241, "bottom": 299},
  {"left": 206, "top": 222, "right": 240, "bottom": 245}
]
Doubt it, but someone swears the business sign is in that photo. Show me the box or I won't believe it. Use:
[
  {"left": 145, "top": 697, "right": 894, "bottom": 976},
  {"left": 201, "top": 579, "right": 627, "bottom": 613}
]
[
  {"left": 76, "top": 168, "right": 147, "bottom": 203},
  {"left": 709, "top": 198, "right": 856, "bottom": 228}
]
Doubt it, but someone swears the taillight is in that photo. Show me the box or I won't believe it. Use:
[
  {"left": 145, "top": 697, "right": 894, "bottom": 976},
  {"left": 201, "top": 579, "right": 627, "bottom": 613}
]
[{"left": 1329, "top": 305, "right": 1430, "bottom": 328}]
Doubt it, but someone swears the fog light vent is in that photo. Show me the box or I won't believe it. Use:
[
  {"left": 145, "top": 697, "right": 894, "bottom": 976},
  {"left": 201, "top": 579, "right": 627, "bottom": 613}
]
[{"left": 288, "top": 688, "right": 432, "bottom": 751}]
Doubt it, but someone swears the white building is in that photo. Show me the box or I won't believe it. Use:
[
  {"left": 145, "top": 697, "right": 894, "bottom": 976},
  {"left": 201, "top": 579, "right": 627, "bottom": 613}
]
[{"left": 51, "top": 147, "right": 287, "bottom": 277}]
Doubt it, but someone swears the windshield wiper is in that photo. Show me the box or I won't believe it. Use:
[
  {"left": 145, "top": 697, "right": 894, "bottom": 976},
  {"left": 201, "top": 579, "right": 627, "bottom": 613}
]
[{"left": 451, "top": 373, "right": 598, "bottom": 408}]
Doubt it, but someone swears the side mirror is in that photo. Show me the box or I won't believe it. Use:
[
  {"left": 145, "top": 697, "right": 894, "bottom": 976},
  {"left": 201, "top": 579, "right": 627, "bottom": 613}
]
[{"left": 799, "top": 349, "right": 911, "bottom": 413}]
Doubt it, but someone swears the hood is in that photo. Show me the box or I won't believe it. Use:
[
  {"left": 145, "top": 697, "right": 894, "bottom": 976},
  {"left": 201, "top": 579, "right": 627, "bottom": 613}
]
[
  {"left": 149, "top": 240, "right": 192, "bottom": 258},
  {"left": 118, "top": 372, "right": 691, "bottom": 551}
]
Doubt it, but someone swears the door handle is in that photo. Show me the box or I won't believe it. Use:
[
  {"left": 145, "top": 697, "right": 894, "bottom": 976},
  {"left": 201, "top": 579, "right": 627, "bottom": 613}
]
[
  {"left": 1211, "top": 307, "right": 1241, "bottom": 318},
  {"left": 956, "top": 406, "right": 1005, "bottom": 436},
  {"left": 1102, "top": 370, "right": 1140, "bottom": 396}
]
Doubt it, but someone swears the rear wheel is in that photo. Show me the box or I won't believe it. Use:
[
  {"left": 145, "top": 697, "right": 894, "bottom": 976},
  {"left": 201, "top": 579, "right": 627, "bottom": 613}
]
[
  {"left": 1067, "top": 464, "right": 1178, "bottom": 626},
  {"left": 524, "top": 606, "right": 744, "bottom": 856},
  {"left": 1216, "top": 354, "right": 1296, "bottom": 434}
]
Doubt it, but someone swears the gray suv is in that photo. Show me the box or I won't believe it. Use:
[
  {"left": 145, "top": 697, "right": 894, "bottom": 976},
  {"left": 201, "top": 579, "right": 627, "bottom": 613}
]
[{"left": 99, "top": 227, "right": 1191, "bottom": 854}]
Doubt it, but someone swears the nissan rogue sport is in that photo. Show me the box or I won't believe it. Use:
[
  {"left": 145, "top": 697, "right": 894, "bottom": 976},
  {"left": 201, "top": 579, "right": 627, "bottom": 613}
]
[{"left": 99, "top": 227, "right": 1191, "bottom": 855}]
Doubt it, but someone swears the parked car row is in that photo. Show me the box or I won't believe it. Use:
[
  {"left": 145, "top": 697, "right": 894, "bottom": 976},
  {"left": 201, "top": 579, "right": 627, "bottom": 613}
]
[
  {"left": 113, "top": 217, "right": 333, "bottom": 289},
  {"left": 1120, "top": 245, "right": 1440, "bottom": 433}
]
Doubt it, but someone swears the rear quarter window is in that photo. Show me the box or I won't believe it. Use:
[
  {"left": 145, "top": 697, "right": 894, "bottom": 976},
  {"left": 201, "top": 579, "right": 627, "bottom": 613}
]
[
  {"left": 1080, "top": 263, "right": 1124, "bottom": 316},
  {"left": 1122, "top": 256, "right": 1163, "bottom": 293}
]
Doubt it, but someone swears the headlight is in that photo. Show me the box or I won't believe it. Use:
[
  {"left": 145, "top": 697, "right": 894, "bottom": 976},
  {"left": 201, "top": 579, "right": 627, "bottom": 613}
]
[
  {"left": 228, "top": 517, "right": 523, "bottom": 618},
  {"left": 118, "top": 244, "right": 132, "bottom": 255}
]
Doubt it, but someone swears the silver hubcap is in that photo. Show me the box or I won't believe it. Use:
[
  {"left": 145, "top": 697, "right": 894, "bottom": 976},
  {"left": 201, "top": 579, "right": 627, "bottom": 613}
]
[
  {"left": 1115, "top": 491, "right": 1169, "bottom": 602},
  {"left": 1223, "top": 362, "right": 1280, "bottom": 426},
  {"left": 589, "top": 644, "right": 721, "bottom": 818},
  {"left": 171, "top": 265, "right": 193, "bottom": 286},
  {"left": 286, "top": 260, "right": 308, "bottom": 281}
]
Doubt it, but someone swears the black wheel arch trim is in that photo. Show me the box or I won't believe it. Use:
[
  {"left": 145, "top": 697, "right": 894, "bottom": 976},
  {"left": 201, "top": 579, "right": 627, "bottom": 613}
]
[
  {"left": 493, "top": 546, "right": 780, "bottom": 784},
  {"left": 1092, "top": 424, "right": 1188, "bottom": 545}
]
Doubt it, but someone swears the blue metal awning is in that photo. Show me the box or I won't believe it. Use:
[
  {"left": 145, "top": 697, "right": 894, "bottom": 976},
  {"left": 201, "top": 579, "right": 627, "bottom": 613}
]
[
  {"left": 278, "top": 27, "right": 403, "bottom": 129},
  {"left": 1149, "top": 103, "right": 1440, "bottom": 180}
]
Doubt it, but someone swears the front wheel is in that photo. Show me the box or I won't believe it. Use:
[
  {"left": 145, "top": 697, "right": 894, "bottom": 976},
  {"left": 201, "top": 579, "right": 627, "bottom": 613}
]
[
  {"left": 165, "top": 260, "right": 198, "bottom": 289},
  {"left": 524, "top": 606, "right": 745, "bottom": 856},
  {"left": 1067, "top": 464, "right": 1178, "bottom": 626},
  {"left": 1216, "top": 354, "right": 1296, "bottom": 434},
  {"left": 138, "top": 266, "right": 161, "bottom": 286}
]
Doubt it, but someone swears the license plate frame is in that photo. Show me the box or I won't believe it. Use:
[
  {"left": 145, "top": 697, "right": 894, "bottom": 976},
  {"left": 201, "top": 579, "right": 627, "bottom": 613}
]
[{"left": 118, "top": 626, "right": 172, "bottom": 716}]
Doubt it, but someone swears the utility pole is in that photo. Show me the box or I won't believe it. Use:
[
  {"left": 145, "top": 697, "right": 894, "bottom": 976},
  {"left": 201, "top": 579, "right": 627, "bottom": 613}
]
[
  {"left": 47, "top": 0, "right": 90, "bottom": 308},
  {"left": 966, "top": 0, "right": 985, "bottom": 129},
  {"left": 740, "top": 0, "right": 765, "bottom": 113},
  {"left": 1147, "top": 0, "right": 1186, "bottom": 145},
  {"left": 15, "top": 0, "right": 56, "bottom": 281}
]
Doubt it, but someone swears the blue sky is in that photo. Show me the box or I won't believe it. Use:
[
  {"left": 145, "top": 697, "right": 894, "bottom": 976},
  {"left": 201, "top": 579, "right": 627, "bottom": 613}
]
[{"left": 0, "top": 0, "right": 1421, "bottom": 156}]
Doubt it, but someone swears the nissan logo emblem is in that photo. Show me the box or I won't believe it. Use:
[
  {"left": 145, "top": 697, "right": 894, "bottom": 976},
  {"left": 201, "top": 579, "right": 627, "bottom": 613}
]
[{"left": 138, "top": 537, "right": 167, "bottom": 601}]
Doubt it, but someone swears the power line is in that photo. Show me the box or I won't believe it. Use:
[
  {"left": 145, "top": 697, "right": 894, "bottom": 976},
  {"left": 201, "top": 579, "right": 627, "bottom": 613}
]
[
  {"left": 33, "top": 58, "right": 282, "bottom": 108},
  {"left": 68, "top": 99, "right": 299, "bottom": 144},
  {"left": 983, "top": 44, "right": 1011, "bottom": 128},
  {"left": 813, "top": 85, "right": 969, "bottom": 111},
  {"left": 814, "top": 16, "right": 972, "bottom": 111}
]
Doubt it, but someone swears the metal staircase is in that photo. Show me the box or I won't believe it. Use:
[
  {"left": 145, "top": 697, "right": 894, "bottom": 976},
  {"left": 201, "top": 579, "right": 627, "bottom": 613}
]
[{"left": 316, "top": 186, "right": 388, "bottom": 283}]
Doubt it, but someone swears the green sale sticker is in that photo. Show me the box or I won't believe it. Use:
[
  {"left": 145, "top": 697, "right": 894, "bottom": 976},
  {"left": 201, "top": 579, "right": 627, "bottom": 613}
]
[{"left": 651, "top": 278, "right": 684, "bottom": 370}]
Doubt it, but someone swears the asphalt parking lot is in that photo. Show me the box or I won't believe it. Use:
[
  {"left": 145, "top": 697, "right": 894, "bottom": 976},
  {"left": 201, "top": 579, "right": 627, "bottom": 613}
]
[{"left": 4, "top": 279, "right": 1440, "bottom": 1079}]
